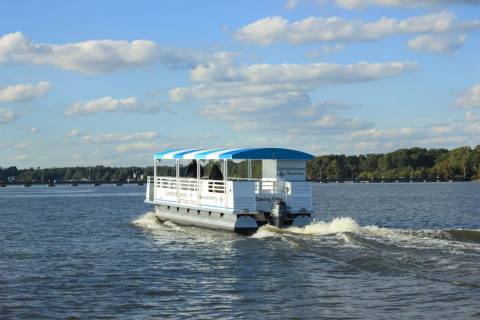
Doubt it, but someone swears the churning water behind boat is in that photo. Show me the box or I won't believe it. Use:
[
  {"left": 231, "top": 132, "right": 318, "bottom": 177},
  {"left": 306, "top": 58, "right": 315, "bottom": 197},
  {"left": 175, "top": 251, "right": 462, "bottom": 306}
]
[{"left": 443, "top": 229, "right": 480, "bottom": 243}]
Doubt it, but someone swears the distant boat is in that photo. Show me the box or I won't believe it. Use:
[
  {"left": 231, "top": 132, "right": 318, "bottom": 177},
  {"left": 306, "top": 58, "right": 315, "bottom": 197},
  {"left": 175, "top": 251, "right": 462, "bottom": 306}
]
[
  {"left": 136, "top": 182, "right": 144, "bottom": 186},
  {"left": 47, "top": 180, "right": 55, "bottom": 187},
  {"left": 93, "top": 182, "right": 101, "bottom": 186},
  {"left": 70, "top": 182, "right": 79, "bottom": 187},
  {"left": 24, "top": 183, "right": 31, "bottom": 187},
  {"left": 115, "top": 182, "right": 123, "bottom": 186}
]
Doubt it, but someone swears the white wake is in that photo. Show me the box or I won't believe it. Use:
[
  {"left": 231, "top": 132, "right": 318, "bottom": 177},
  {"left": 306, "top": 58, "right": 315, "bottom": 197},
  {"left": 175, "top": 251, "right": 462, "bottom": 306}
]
[
  {"left": 132, "top": 211, "right": 162, "bottom": 229},
  {"left": 132, "top": 211, "right": 184, "bottom": 231},
  {"left": 253, "top": 217, "right": 480, "bottom": 252}
]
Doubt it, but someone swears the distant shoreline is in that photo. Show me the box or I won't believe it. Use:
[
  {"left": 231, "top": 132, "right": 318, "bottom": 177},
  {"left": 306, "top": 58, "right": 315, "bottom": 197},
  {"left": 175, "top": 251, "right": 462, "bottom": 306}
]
[
  {"left": 312, "top": 180, "right": 480, "bottom": 184},
  {"left": 0, "top": 181, "right": 144, "bottom": 187},
  {"left": 1, "top": 180, "right": 479, "bottom": 187}
]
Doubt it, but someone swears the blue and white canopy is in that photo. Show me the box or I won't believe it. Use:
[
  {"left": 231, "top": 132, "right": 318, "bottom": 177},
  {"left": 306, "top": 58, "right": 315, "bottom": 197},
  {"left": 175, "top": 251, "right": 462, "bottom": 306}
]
[{"left": 154, "top": 148, "right": 314, "bottom": 160}]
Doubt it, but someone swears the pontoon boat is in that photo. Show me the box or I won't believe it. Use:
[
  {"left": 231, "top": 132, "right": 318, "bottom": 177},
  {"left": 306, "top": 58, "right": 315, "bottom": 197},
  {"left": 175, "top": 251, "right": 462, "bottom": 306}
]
[{"left": 145, "top": 148, "right": 315, "bottom": 235}]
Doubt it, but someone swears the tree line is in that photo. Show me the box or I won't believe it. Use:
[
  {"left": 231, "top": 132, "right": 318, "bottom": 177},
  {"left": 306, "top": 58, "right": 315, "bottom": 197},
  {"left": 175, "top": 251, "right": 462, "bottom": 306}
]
[
  {"left": 307, "top": 145, "right": 480, "bottom": 181},
  {"left": 1, "top": 146, "right": 480, "bottom": 183},
  {"left": 0, "top": 166, "right": 154, "bottom": 184}
]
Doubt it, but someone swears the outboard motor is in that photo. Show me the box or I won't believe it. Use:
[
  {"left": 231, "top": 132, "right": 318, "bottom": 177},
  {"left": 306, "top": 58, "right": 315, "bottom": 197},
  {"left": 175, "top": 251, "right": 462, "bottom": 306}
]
[{"left": 271, "top": 200, "right": 287, "bottom": 228}]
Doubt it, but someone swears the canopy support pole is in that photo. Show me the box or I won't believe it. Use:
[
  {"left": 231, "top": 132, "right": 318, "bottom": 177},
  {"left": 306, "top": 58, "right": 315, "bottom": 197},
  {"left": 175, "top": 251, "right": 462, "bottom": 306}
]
[
  {"left": 153, "top": 158, "right": 157, "bottom": 201},
  {"left": 197, "top": 160, "right": 201, "bottom": 205},
  {"left": 224, "top": 159, "right": 228, "bottom": 208},
  {"left": 248, "top": 160, "right": 252, "bottom": 180},
  {"left": 176, "top": 159, "right": 179, "bottom": 203}
]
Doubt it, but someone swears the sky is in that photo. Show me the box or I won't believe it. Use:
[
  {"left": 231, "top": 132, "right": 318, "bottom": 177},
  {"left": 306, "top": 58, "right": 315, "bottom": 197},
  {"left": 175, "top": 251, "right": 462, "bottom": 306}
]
[{"left": 1, "top": 0, "right": 480, "bottom": 168}]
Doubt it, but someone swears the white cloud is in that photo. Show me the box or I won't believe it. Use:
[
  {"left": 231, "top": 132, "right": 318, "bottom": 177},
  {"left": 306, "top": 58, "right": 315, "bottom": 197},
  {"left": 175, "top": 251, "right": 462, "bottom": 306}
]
[
  {"left": 465, "top": 111, "right": 480, "bottom": 122},
  {"left": 170, "top": 54, "right": 417, "bottom": 135},
  {"left": 408, "top": 34, "right": 466, "bottom": 53},
  {"left": 0, "top": 108, "right": 15, "bottom": 123},
  {"left": 334, "top": 0, "right": 479, "bottom": 9},
  {"left": 64, "top": 129, "right": 80, "bottom": 137},
  {"left": 457, "top": 84, "right": 480, "bottom": 109},
  {"left": 172, "top": 59, "right": 417, "bottom": 101},
  {"left": 190, "top": 52, "right": 241, "bottom": 82},
  {"left": 347, "top": 127, "right": 420, "bottom": 141},
  {"left": 0, "top": 141, "right": 31, "bottom": 149},
  {"left": 116, "top": 142, "right": 157, "bottom": 153},
  {"left": 14, "top": 141, "right": 30, "bottom": 149},
  {"left": 285, "top": 0, "right": 326, "bottom": 9},
  {"left": 0, "top": 141, "right": 29, "bottom": 149},
  {"left": 114, "top": 136, "right": 217, "bottom": 154},
  {"left": 305, "top": 44, "right": 345, "bottom": 58},
  {"left": 338, "top": 120, "right": 480, "bottom": 154},
  {"left": 235, "top": 16, "right": 289, "bottom": 45},
  {"left": 80, "top": 131, "right": 157, "bottom": 144},
  {"left": 199, "top": 91, "right": 373, "bottom": 133},
  {"left": 240, "top": 110, "right": 479, "bottom": 155},
  {"left": 0, "top": 32, "right": 201, "bottom": 74},
  {"left": 167, "top": 52, "right": 477, "bottom": 153},
  {"left": 11, "top": 154, "right": 27, "bottom": 161},
  {"left": 64, "top": 96, "right": 161, "bottom": 116},
  {"left": 312, "top": 114, "right": 369, "bottom": 130},
  {"left": 0, "top": 81, "right": 52, "bottom": 102},
  {"left": 285, "top": 0, "right": 301, "bottom": 9},
  {"left": 234, "top": 11, "right": 480, "bottom": 45},
  {"left": 29, "top": 127, "right": 39, "bottom": 134},
  {"left": 429, "top": 124, "right": 457, "bottom": 134}
]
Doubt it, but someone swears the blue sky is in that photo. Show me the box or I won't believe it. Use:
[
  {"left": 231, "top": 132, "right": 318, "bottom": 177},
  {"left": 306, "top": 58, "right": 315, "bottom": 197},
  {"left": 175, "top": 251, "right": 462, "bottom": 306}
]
[{"left": 1, "top": 0, "right": 480, "bottom": 168}]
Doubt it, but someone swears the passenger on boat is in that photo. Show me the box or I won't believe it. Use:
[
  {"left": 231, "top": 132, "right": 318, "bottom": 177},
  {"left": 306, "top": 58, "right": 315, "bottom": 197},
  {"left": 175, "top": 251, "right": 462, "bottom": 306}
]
[
  {"left": 209, "top": 164, "right": 223, "bottom": 180},
  {"left": 185, "top": 160, "right": 204, "bottom": 178},
  {"left": 208, "top": 164, "right": 224, "bottom": 193}
]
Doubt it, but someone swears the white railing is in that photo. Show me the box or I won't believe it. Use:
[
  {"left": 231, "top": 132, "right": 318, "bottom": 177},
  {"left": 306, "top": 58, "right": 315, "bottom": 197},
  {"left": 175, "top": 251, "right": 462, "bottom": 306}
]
[
  {"left": 255, "top": 180, "right": 286, "bottom": 197},
  {"left": 151, "top": 176, "right": 229, "bottom": 208},
  {"left": 203, "top": 180, "right": 225, "bottom": 193},
  {"left": 156, "top": 176, "right": 177, "bottom": 189},
  {"left": 254, "top": 180, "right": 313, "bottom": 212},
  {"left": 179, "top": 178, "right": 198, "bottom": 192},
  {"left": 154, "top": 177, "right": 225, "bottom": 193},
  {"left": 147, "top": 176, "right": 311, "bottom": 213},
  {"left": 153, "top": 177, "right": 284, "bottom": 196}
]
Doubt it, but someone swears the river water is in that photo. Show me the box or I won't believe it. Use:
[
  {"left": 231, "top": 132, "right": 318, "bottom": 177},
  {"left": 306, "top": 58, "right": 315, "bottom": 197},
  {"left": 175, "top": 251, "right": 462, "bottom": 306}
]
[{"left": 1, "top": 183, "right": 479, "bottom": 319}]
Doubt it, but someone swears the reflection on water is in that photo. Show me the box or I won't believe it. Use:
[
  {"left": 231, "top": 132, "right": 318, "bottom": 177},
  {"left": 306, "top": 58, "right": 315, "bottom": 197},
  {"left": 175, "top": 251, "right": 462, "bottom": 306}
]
[{"left": 1, "top": 183, "right": 480, "bottom": 319}]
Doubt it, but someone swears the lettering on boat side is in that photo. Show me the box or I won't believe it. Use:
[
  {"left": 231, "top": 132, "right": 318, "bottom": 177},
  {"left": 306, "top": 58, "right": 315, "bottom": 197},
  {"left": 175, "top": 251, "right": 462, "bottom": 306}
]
[
  {"left": 255, "top": 197, "right": 273, "bottom": 202},
  {"left": 178, "top": 199, "right": 198, "bottom": 206},
  {"left": 200, "top": 195, "right": 224, "bottom": 202},
  {"left": 275, "top": 160, "right": 306, "bottom": 181},
  {"left": 277, "top": 167, "right": 306, "bottom": 178}
]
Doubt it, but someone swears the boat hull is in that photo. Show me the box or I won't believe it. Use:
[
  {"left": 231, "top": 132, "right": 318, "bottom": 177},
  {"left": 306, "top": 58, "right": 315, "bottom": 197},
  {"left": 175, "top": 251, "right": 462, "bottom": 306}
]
[{"left": 154, "top": 204, "right": 259, "bottom": 235}]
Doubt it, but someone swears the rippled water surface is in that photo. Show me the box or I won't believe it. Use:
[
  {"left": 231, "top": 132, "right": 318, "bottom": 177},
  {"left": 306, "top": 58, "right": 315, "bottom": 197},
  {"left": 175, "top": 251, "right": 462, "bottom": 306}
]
[{"left": 1, "top": 183, "right": 479, "bottom": 319}]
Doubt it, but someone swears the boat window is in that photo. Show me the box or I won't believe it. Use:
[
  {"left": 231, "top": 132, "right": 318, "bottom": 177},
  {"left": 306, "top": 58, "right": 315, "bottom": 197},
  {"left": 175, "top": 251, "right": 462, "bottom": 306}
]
[
  {"left": 200, "top": 160, "right": 224, "bottom": 180},
  {"left": 251, "top": 160, "right": 262, "bottom": 179},
  {"left": 227, "top": 159, "right": 248, "bottom": 180},
  {"left": 157, "top": 159, "right": 175, "bottom": 177},
  {"left": 179, "top": 159, "right": 202, "bottom": 178}
]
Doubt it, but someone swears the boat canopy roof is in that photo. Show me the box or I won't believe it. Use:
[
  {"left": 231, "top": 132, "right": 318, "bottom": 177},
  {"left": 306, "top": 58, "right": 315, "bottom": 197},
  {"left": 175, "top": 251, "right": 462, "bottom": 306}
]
[{"left": 154, "top": 148, "right": 314, "bottom": 160}]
